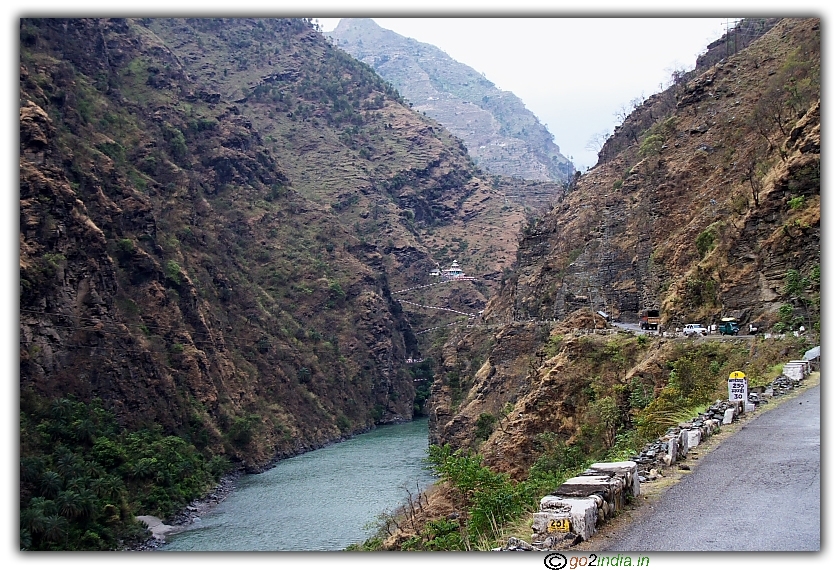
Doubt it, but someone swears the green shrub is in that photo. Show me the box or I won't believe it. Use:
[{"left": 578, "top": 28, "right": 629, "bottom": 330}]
[
  {"left": 474, "top": 413, "right": 496, "bottom": 442},
  {"left": 639, "top": 133, "right": 665, "bottom": 157},
  {"left": 20, "top": 394, "right": 220, "bottom": 550},
  {"left": 427, "top": 444, "right": 532, "bottom": 546},
  {"left": 163, "top": 123, "right": 188, "bottom": 161},
  {"left": 787, "top": 195, "right": 806, "bottom": 210},
  {"left": 370, "top": 404, "right": 385, "bottom": 423},
  {"left": 164, "top": 260, "right": 181, "bottom": 285},
  {"left": 97, "top": 141, "right": 125, "bottom": 163},
  {"left": 336, "top": 414, "right": 351, "bottom": 432},
  {"left": 116, "top": 238, "right": 135, "bottom": 255},
  {"left": 695, "top": 223, "right": 720, "bottom": 258},
  {"left": 227, "top": 414, "right": 261, "bottom": 446}
]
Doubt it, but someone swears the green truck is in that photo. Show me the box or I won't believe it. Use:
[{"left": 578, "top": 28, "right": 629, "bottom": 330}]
[{"left": 718, "top": 318, "right": 740, "bottom": 336}]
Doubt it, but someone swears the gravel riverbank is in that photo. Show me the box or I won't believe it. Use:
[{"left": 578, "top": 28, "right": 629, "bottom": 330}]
[{"left": 129, "top": 472, "right": 241, "bottom": 550}]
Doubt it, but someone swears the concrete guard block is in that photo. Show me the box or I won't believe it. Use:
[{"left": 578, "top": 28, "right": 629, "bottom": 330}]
[
  {"left": 678, "top": 429, "right": 689, "bottom": 458},
  {"left": 704, "top": 419, "right": 719, "bottom": 435},
  {"left": 722, "top": 408, "right": 735, "bottom": 425},
  {"left": 663, "top": 436, "right": 678, "bottom": 466},
  {"left": 554, "top": 474, "right": 623, "bottom": 508},
  {"left": 589, "top": 461, "right": 640, "bottom": 497},
  {"left": 686, "top": 428, "right": 702, "bottom": 449},
  {"left": 554, "top": 474, "right": 614, "bottom": 496},
  {"left": 783, "top": 362, "right": 806, "bottom": 380},
  {"left": 533, "top": 496, "right": 599, "bottom": 541}
]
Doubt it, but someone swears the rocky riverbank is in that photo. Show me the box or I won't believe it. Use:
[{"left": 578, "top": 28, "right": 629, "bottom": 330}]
[{"left": 128, "top": 472, "right": 241, "bottom": 551}]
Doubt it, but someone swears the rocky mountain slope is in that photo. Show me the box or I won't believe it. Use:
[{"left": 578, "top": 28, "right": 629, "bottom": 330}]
[
  {"left": 427, "top": 16, "right": 820, "bottom": 473},
  {"left": 144, "top": 17, "right": 557, "bottom": 341},
  {"left": 19, "top": 17, "right": 559, "bottom": 477},
  {"left": 328, "top": 18, "right": 575, "bottom": 190}
]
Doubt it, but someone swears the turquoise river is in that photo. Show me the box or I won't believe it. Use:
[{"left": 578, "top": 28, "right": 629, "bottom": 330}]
[{"left": 161, "top": 418, "right": 436, "bottom": 551}]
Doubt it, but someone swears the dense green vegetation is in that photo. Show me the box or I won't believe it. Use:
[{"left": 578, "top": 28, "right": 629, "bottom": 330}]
[
  {"left": 20, "top": 392, "right": 229, "bottom": 550},
  {"left": 392, "top": 442, "right": 587, "bottom": 551}
]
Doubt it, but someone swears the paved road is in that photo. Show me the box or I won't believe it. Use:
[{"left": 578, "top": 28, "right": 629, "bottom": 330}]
[
  {"left": 602, "top": 384, "right": 820, "bottom": 551},
  {"left": 610, "top": 322, "right": 756, "bottom": 340}
]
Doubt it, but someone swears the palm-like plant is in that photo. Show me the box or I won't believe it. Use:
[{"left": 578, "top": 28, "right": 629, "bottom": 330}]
[
  {"left": 91, "top": 475, "right": 121, "bottom": 501},
  {"left": 56, "top": 450, "right": 81, "bottom": 479},
  {"left": 21, "top": 507, "right": 48, "bottom": 535},
  {"left": 20, "top": 456, "right": 44, "bottom": 484},
  {"left": 56, "top": 490, "right": 83, "bottom": 519},
  {"left": 131, "top": 457, "right": 158, "bottom": 480},
  {"left": 73, "top": 417, "right": 97, "bottom": 445},
  {"left": 77, "top": 488, "right": 98, "bottom": 521},
  {"left": 41, "top": 514, "right": 68, "bottom": 545},
  {"left": 20, "top": 527, "right": 32, "bottom": 550},
  {"left": 82, "top": 460, "right": 104, "bottom": 479},
  {"left": 50, "top": 398, "right": 75, "bottom": 422},
  {"left": 39, "top": 471, "right": 63, "bottom": 499}
]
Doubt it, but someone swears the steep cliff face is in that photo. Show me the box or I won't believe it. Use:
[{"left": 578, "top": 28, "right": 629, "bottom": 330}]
[
  {"left": 19, "top": 17, "right": 540, "bottom": 471},
  {"left": 428, "top": 18, "right": 820, "bottom": 464},
  {"left": 143, "top": 17, "right": 544, "bottom": 341},
  {"left": 328, "top": 18, "right": 575, "bottom": 190},
  {"left": 484, "top": 17, "right": 820, "bottom": 328}
]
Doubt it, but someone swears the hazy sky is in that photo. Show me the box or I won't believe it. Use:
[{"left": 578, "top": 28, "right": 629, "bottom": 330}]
[{"left": 318, "top": 17, "right": 735, "bottom": 170}]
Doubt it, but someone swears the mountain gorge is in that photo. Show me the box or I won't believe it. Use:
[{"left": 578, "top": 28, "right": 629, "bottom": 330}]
[
  {"left": 18, "top": 17, "right": 570, "bottom": 549},
  {"left": 18, "top": 16, "right": 819, "bottom": 552},
  {"left": 21, "top": 17, "right": 424, "bottom": 469},
  {"left": 19, "top": 15, "right": 538, "bottom": 453},
  {"left": 328, "top": 18, "right": 575, "bottom": 190},
  {"left": 428, "top": 14, "right": 819, "bottom": 459},
  {"left": 379, "top": 17, "right": 820, "bottom": 550}
]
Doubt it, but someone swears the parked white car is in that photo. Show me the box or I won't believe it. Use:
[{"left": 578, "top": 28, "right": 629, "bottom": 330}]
[{"left": 682, "top": 324, "right": 708, "bottom": 337}]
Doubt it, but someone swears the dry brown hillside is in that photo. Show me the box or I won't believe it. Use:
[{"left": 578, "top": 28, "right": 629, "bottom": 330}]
[
  {"left": 143, "top": 18, "right": 550, "bottom": 342},
  {"left": 427, "top": 16, "right": 820, "bottom": 473},
  {"left": 18, "top": 17, "right": 558, "bottom": 473}
]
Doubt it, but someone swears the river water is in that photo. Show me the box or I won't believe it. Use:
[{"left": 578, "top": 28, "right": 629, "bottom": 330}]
[{"left": 161, "top": 418, "right": 436, "bottom": 551}]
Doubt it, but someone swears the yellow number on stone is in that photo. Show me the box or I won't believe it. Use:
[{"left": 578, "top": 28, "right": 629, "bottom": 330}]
[{"left": 548, "top": 519, "right": 570, "bottom": 533}]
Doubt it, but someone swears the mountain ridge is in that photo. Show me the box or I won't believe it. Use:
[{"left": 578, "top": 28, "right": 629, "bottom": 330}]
[
  {"left": 328, "top": 18, "right": 575, "bottom": 188},
  {"left": 18, "top": 16, "right": 537, "bottom": 481},
  {"left": 385, "top": 16, "right": 820, "bottom": 550}
]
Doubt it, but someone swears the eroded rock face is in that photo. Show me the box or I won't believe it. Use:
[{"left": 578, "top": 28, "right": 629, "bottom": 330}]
[
  {"left": 478, "top": 19, "right": 820, "bottom": 330},
  {"left": 428, "top": 18, "right": 819, "bottom": 461},
  {"left": 20, "top": 18, "right": 444, "bottom": 469}
]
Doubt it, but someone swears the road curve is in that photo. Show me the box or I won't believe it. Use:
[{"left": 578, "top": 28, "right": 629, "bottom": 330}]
[{"left": 601, "top": 384, "right": 820, "bottom": 551}]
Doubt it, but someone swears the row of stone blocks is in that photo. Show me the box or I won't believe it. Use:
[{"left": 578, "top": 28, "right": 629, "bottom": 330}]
[
  {"left": 532, "top": 417, "right": 724, "bottom": 544},
  {"left": 783, "top": 360, "right": 812, "bottom": 381},
  {"left": 532, "top": 461, "right": 640, "bottom": 542},
  {"left": 660, "top": 415, "right": 723, "bottom": 467}
]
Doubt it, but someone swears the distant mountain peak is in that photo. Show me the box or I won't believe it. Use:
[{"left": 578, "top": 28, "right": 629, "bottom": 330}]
[{"left": 328, "top": 18, "right": 575, "bottom": 183}]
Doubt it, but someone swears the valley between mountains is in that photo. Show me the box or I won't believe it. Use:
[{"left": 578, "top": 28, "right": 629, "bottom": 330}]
[{"left": 19, "top": 17, "right": 819, "bottom": 551}]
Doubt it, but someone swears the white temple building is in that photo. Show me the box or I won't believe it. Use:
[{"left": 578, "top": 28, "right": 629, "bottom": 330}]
[{"left": 441, "top": 260, "right": 465, "bottom": 280}]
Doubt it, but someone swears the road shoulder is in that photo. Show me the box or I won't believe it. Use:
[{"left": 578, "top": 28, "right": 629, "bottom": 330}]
[{"left": 571, "top": 371, "right": 821, "bottom": 551}]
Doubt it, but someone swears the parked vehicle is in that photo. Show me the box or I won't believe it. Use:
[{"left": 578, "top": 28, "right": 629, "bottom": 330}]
[
  {"left": 682, "top": 323, "right": 708, "bottom": 337},
  {"left": 718, "top": 318, "right": 740, "bottom": 336},
  {"left": 638, "top": 309, "right": 660, "bottom": 331}
]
